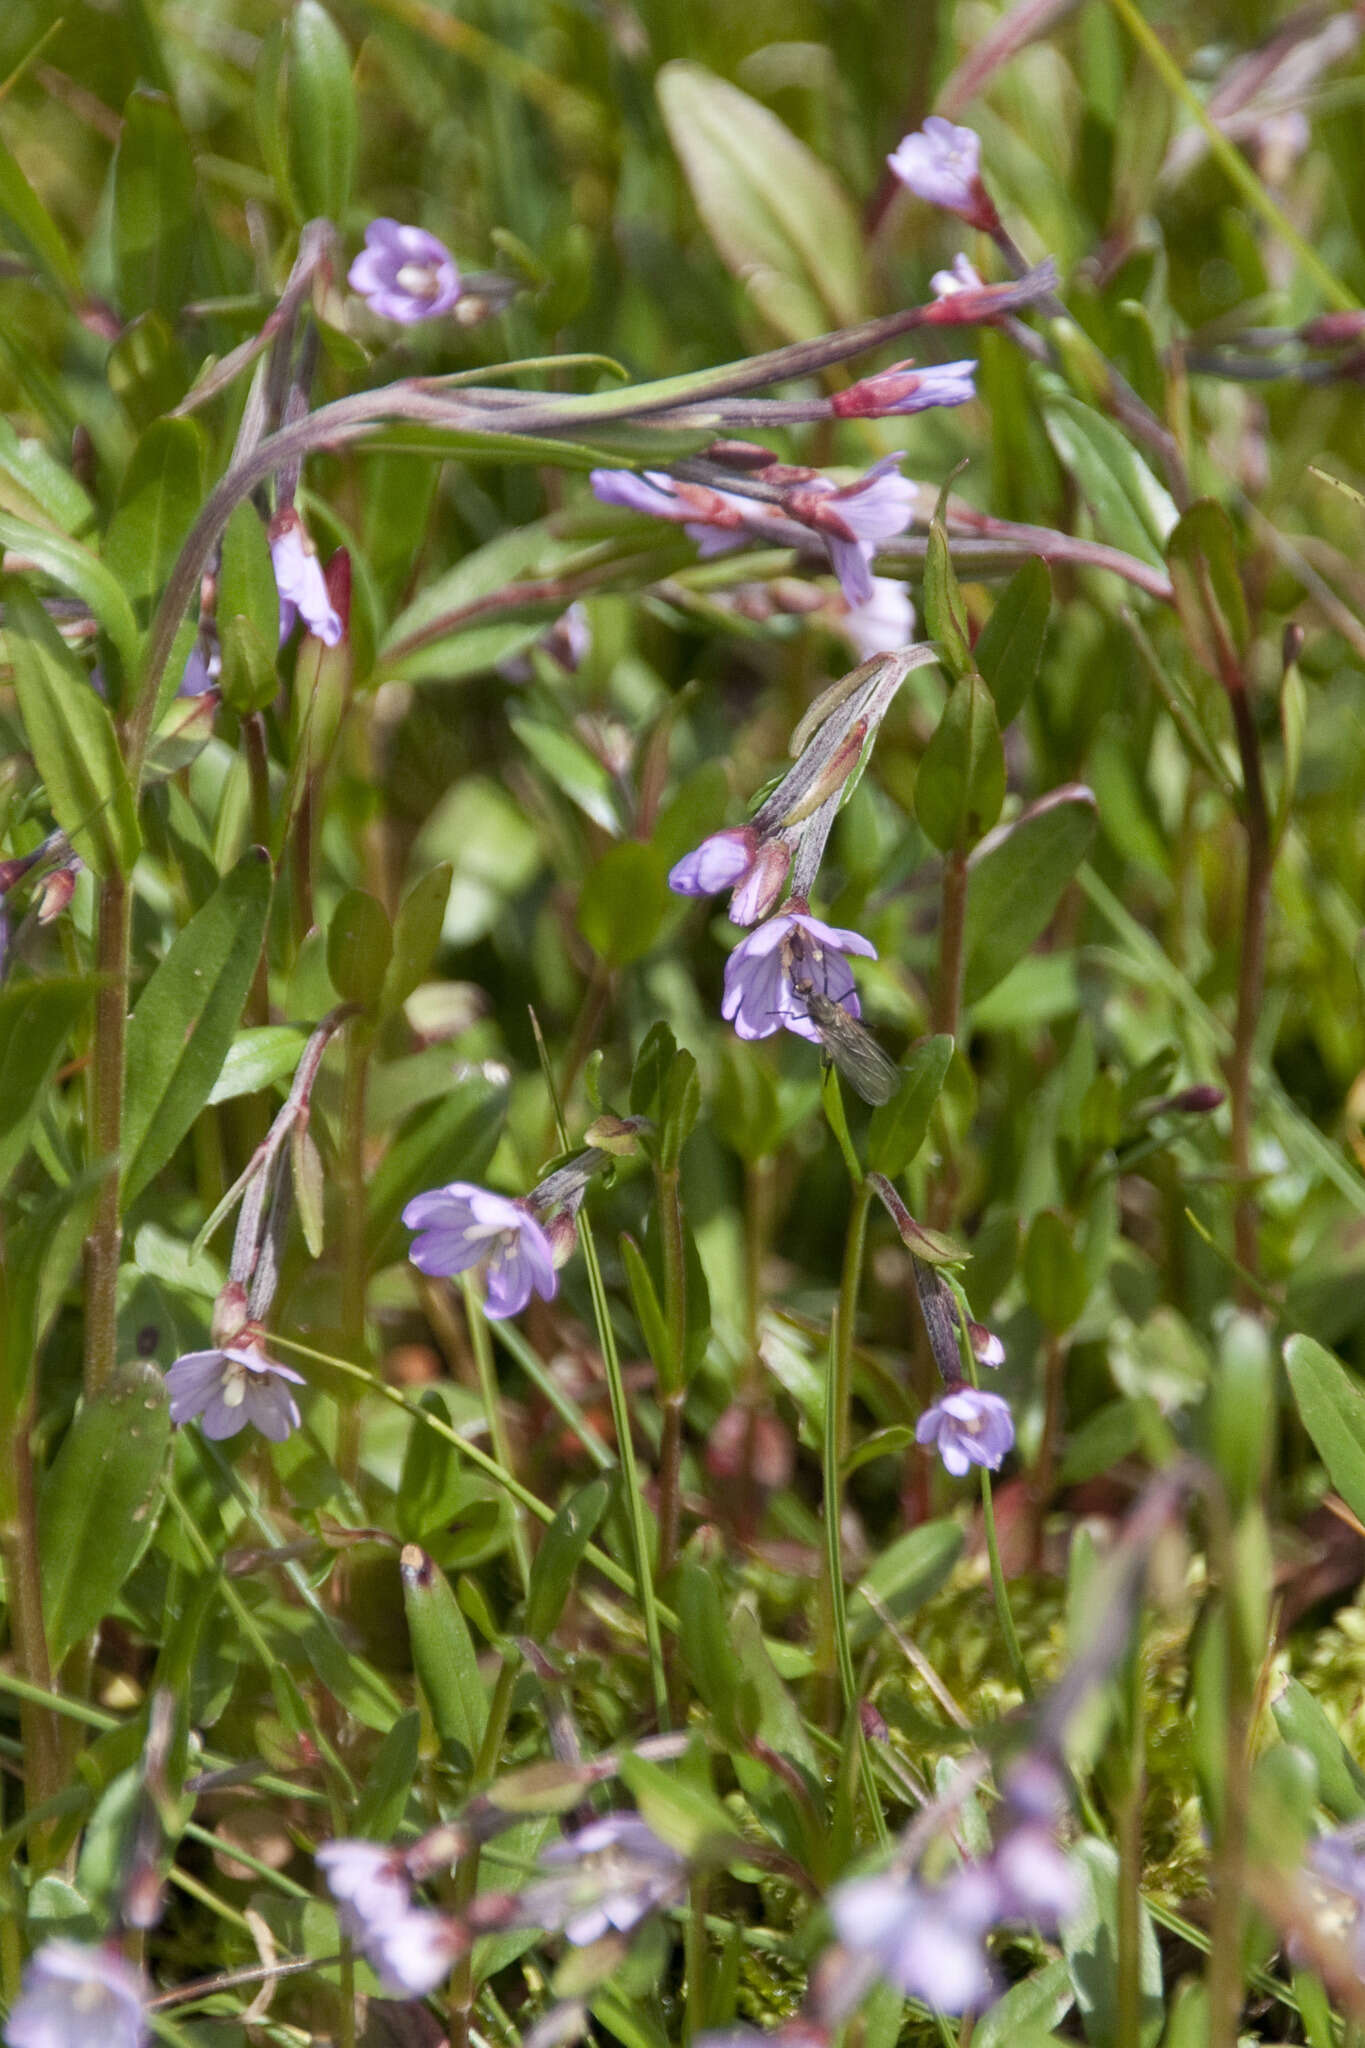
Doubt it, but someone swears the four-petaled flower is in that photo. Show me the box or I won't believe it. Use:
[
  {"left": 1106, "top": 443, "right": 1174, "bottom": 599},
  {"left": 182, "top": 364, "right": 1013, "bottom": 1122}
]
[
  {"left": 915, "top": 1386, "right": 1015, "bottom": 1477},
  {"left": 519, "top": 1813, "right": 687, "bottom": 1947},
  {"left": 830, "top": 1867, "right": 997, "bottom": 2014},
  {"left": 269, "top": 511, "right": 343, "bottom": 647},
  {"left": 4, "top": 1940, "right": 149, "bottom": 2048},
  {"left": 404, "top": 1181, "right": 558, "bottom": 1319},
  {"left": 832, "top": 358, "right": 977, "bottom": 419},
  {"left": 888, "top": 118, "right": 996, "bottom": 229},
  {"left": 721, "top": 910, "right": 876, "bottom": 1044},
  {"left": 165, "top": 1341, "right": 305, "bottom": 1443},
  {"left": 790, "top": 457, "right": 918, "bottom": 607},
  {"left": 349, "top": 218, "right": 462, "bottom": 323}
]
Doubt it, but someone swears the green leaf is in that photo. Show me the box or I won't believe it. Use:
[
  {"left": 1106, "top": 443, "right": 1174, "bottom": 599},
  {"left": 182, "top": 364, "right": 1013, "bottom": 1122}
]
[
  {"left": 1284, "top": 1333, "right": 1365, "bottom": 1529},
  {"left": 523, "top": 1477, "right": 612, "bottom": 1643},
  {"left": 0, "top": 417, "right": 94, "bottom": 535},
  {"left": 39, "top": 1360, "right": 171, "bottom": 1668},
  {"left": 1166, "top": 498, "right": 1250, "bottom": 676},
  {"left": 0, "top": 975, "right": 99, "bottom": 1197},
  {"left": 1062, "top": 1837, "right": 1163, "bottom": 2047},
  {"left": 923, "top": 519, "right": 971, "bottom": 678},
  {"left": 975, "top": 557, "right": 1050, "bottom": 726},
  {"left": 0, "top": 517, "right": 141, "bottom": 678},
  {"left": 122, "top": 848, "right": 274, "bottom": 1204},
  {"left": 577, "top": 843, "right": 668, "bottom": 964},
  {"left": 292, "top": 1120, "right": 326, "bottom": 1258},
  {"left": 974, "top": 1960, "right": 1075, "bottom": 2048},
  {"left": 1036, "top": 374, "right": 1178, "bottom": 567},
  {"left": 6, "top": 579, "right": 141, "bottom": 878},
  {"left": 1023, "top": 1209, "right": 1088, "bottom": 1333},
  {"left": 677, "top": 1560, "right": 749, "bottom": 1743},
  {"left": 113, "top": 89, "right": 196, "bottom": 320},
  {"left": 382, "top": 865, "right": 452, "bottom": 1017},
  {"left": 621, "top": 1235, "right": 673, "bottom": 1387},
  {"left": 617, "top": 1751, "right": 739, "bottom": 1858},
  {"left": 218, "top": 500, "right": 280, "bottom": 654},
  {"left": 103, "top": 418, "right": 206, "bottom": 607},
  {"left": 352, "top": 1710, "right": 421, "bottom": 1840},
  {"left": 401, "top": 1545, "right": 489, "bottom": 1773},
  {"left": 284, "top": 1, "right": 358, "bottom": 224},
  {"left": 866, "top": 1033, "right": 954, "bottom": 1177},
  {"left": 513, "top": 715, "right": 620, "bottom": 834},
  {"left": 658, "top": 63, "right": 865, "bottom": 342},
  {"left": 327, "top": 888, "right": 393, "bottom": 1011},
  {"left": 961, "top": 787, "right": 1097, "bottom": 1005},
  {"left": 0, "top": 1162, "right": 101, "bottom": 1417},
  {"left": 206, "top": 1026, "right": 305, "bottom": 1106},
  {"left": 846, "top": 1519, "right": 963, "bottom": 1651},
  {"left": 915, "top": 672, "right": 1005, "bottom": 853},
  {"left": 0, "top": 130, "right": 82, "bottom": 297},
  {"left": 659, "top": 1049, "right": 700, "bottom": 1170},
  {"left": 1271, "top": 1677, "right": 1365, "bottom": 1822}
]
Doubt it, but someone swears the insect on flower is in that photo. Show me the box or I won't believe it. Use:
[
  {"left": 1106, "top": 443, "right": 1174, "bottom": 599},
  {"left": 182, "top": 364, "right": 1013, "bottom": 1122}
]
[{"left": 787, "top": 948, "right": 900, "bottom": 1106}]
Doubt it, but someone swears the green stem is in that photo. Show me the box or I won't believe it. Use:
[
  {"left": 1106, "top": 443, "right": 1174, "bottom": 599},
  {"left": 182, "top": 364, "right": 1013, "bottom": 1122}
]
[
  {"left": 84, "top": 869, "right": 130, "bottom": 1395},
  {"left": 462, "top": 1278, "right": 531, "bottom": 1594},
  {"left": 1106, "top": 0, "right": 1356, "bottom": 314},
  {"left": 448, "top": 1658, "right": 517, "bottom": 2048},
  {"left": 0, "top": 1395, "right": 62, "bottom": 1822},
  {"left": 336, "top": 1018, "right": 372, "bottom": 1491},
  {"left": 1115, "top": 1685, "right": 1146, "bottom": 2048},
  {"left": 576, "top": 1211, "right": 671, "bottom": 1725},
  {"left": 820, "top": 1180, "right": 886, "bottom": 1841},
  {"left": 979, "top": 1470, "right": 1032, "bottom": 1702},
  {"left": 654, "top": 1158, "right": 688, "bottom": 1581},
  {"left": 933, "top": 847, "right": 968, "bottom": 1040}
]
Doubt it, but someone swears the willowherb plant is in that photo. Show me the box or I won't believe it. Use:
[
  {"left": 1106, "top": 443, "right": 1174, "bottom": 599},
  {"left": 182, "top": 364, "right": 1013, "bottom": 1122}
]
[{"left": 3, "top": 5, "right": 1365, "bottom": 2046}]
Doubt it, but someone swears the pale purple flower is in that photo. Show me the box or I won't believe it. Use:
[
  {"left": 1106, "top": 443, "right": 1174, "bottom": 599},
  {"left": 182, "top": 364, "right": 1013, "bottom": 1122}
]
[
  {"left": 179, "top": 636, "right": 219, "bottom": 698},
  {"left": 165, "top": 1342, "right": 304, "bottom": 1442},
  {"left": 269, "top": 513, "right": 342, "bottom": 647},
  {"left": 888, "top": 118, "right": 995, "bottom": 227},
  {"left": 317, "top": 1840, "right": 413, "bottom": 1937},
  {"left": 520, "top": 1813, "right": 686, "bottom": 1947},
  {"left": 931, "top": 254, "right": 985, "bottom": 299},
  {"left": 830, "top": 1869, "right": 996, "bottom": 2013},
  {"left": 403, "top": 1181, "right": 557, "bottom": 1319},
  {"left": 590, "top": 468, "right": 753, "bottom": 554},
  {"left": 349, "top": 218, "right": 461, "bottom": 323},
  {"left": 544, "top": 601, "right": 590, "bottom": 673},
  {"left": 968, "top": 1320, "right": 1005, "bottom": 1370},
  {"left": 837, "top": 577, "right": 915, "bottom": 661},
  {"left": 365, "top": 1909, "right": 463, "bottom": 1995},
  {"left": 669, "top": 827, "right": 758, "bottom": 897},
  {"left": 729, "top": 838, "right": 792, "bottom": 925},
  {"left": 5, "top": 1941, "right": 149, "bottom": 2048},
  {"left": 915, "top": 1386, "right": 1015, "bottom": 1477},
  {"left": 721, "top": 909, "right": 876, "bottom": 1044},
  {"left": 832, "top": 358, "right": 976, "bottom": 418},
  {"left": 991, "top": 1826, "right": 1080, "bottom": 1932},
  {"left": 794, "top": 457, "right": 918, "bottom": 607}
]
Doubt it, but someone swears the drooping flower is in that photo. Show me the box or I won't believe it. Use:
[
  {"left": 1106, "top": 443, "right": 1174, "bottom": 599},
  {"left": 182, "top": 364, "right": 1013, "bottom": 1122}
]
[
  {"left": 832, "top": 359, "right": 977, "bottom": 418},
  {"left": 366, "top": 1910, "right": 466, "bottom": 1995},
  {"left": 165, "top": 1340, "right": 304, "bottom": 1443},
  {"left": 915, "top": 1386, "right": 1015, "bottom": 1477},
  {"left": 4, "top": 1940, "right": 149, "bottom": 2048},
  {"left": 517, "top": 1813, "right": 687, "bottom": 1947},
  {"left": 888, "top": 118, "right": 997, "bottom": 229},
  {"left": 837, "top": 578, "right": 916, "bottom": 662},
  {"left": 668, "top": 828, "right": 759, "bottom": 898},
  {"left": 931, "top": 254, "right": 985, "bottom": 300},
  {"left": 721, "top": 909, "right": 876, "bottom": 1045},
  {"left": 830, "top": 1867, "right": 997, "bottom": 2014},
  {"left": 348, "top": 218, "right": 462, "bottom": 323},
  {"left": 269, "top": 510, "right": 343, "bottom": 647},
  {"left": 403, "top": 1182, "right": 558, "bottom": 1319}
]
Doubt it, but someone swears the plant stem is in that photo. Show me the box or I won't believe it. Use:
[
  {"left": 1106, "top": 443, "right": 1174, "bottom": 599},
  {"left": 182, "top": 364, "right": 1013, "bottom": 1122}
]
[
  {"left": 1115, "top": 1682, "right": 1146, "bottom": 2048},
  {"left": 654, "top": 1157, "right": 688, "bottom": 1582},
  {"left": 576, "top": 1211, "right": 671, "bottom": 1725},
  {"left": 462, "top": 1278, "right": 531, "bottom": 1595},
  {"left": 447, "top": 1658, "right": 517, "bottom": 2048},
  {"left": 980, "top": 1470, "right": 1032, "bottom": 1702},
  {"left": 933, "top": 847, "right": 969, "bottom": 1040},
  {"left": 242, "top": 714, "right": 273, "bottom": 1028},
  {"left": 1030, "top": 1331, "right": 1068, "bottom": 1567},
  {"left": 336, "top": 1018, "right": 372, "bottom": 1492},
  {"left": 84, "top": 870, "right": 129, "bottom": 1395},
  {"left": 0, "top": 1394, "right": 63, "bottom": 1823}
]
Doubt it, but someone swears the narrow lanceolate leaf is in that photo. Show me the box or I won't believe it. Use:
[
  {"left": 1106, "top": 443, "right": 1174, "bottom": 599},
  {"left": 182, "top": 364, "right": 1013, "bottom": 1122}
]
[
  {"left": 0, "top": 517, "right": 142, "bottom": 678},
  {"left": 657, "top": 61, "right": 866, "bottom": 342},
  {"left": 113, "top": 88, "right": 196, "bottom": 320},
  {"left": 523, "top": 1477, "right": 612, "bottom": 1643},
  {"left": 0, "top": 130, "right": 83, "bottom": 298},
  {"left": 961, "top": 785, "right": 1098, "bottom": 1004},
  {"left": 1284, "top": 1334, "right": 1365, "bottom": 1531},
  {"left": 923, "top": 519, "right": 972, "bottom": 679},
  {"left": 284, "top": 0, "right": 358, "bottom": 223},
  {"left": 39, "top": 1360, "right": 171, "bottom": 1669},
  {"left": 381, "top": 864, "right": 452, "bottom": 1017},
  {"left": 121, "top": 849, "right": 274, "bottom": 1204},
  {"left": 6, "top": 579, "right": 140, "bottom": 878},
  {"left": 0, "top": 977, "right": 100, "bottom": 1201},
  {"left": 975, "top": 556, "right": 1051, "bottom": 726},
  {"left": 915, "top": 671, "right": 1005, "bottom": 853},
  {"left": 401, "top": 1544, "right": 489, "bottom": 1773}
]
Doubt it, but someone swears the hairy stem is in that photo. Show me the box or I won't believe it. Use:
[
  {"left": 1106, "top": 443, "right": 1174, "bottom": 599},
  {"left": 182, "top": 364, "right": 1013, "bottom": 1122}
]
[{"left": 933, "top": 847, "right": 969, "bottom": 1040}]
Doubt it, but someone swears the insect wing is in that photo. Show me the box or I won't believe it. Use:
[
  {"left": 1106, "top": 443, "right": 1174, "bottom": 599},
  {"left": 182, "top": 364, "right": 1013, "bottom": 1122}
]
[{"left": 805, "top": 991, "right": 900, "bottom": 1105}]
